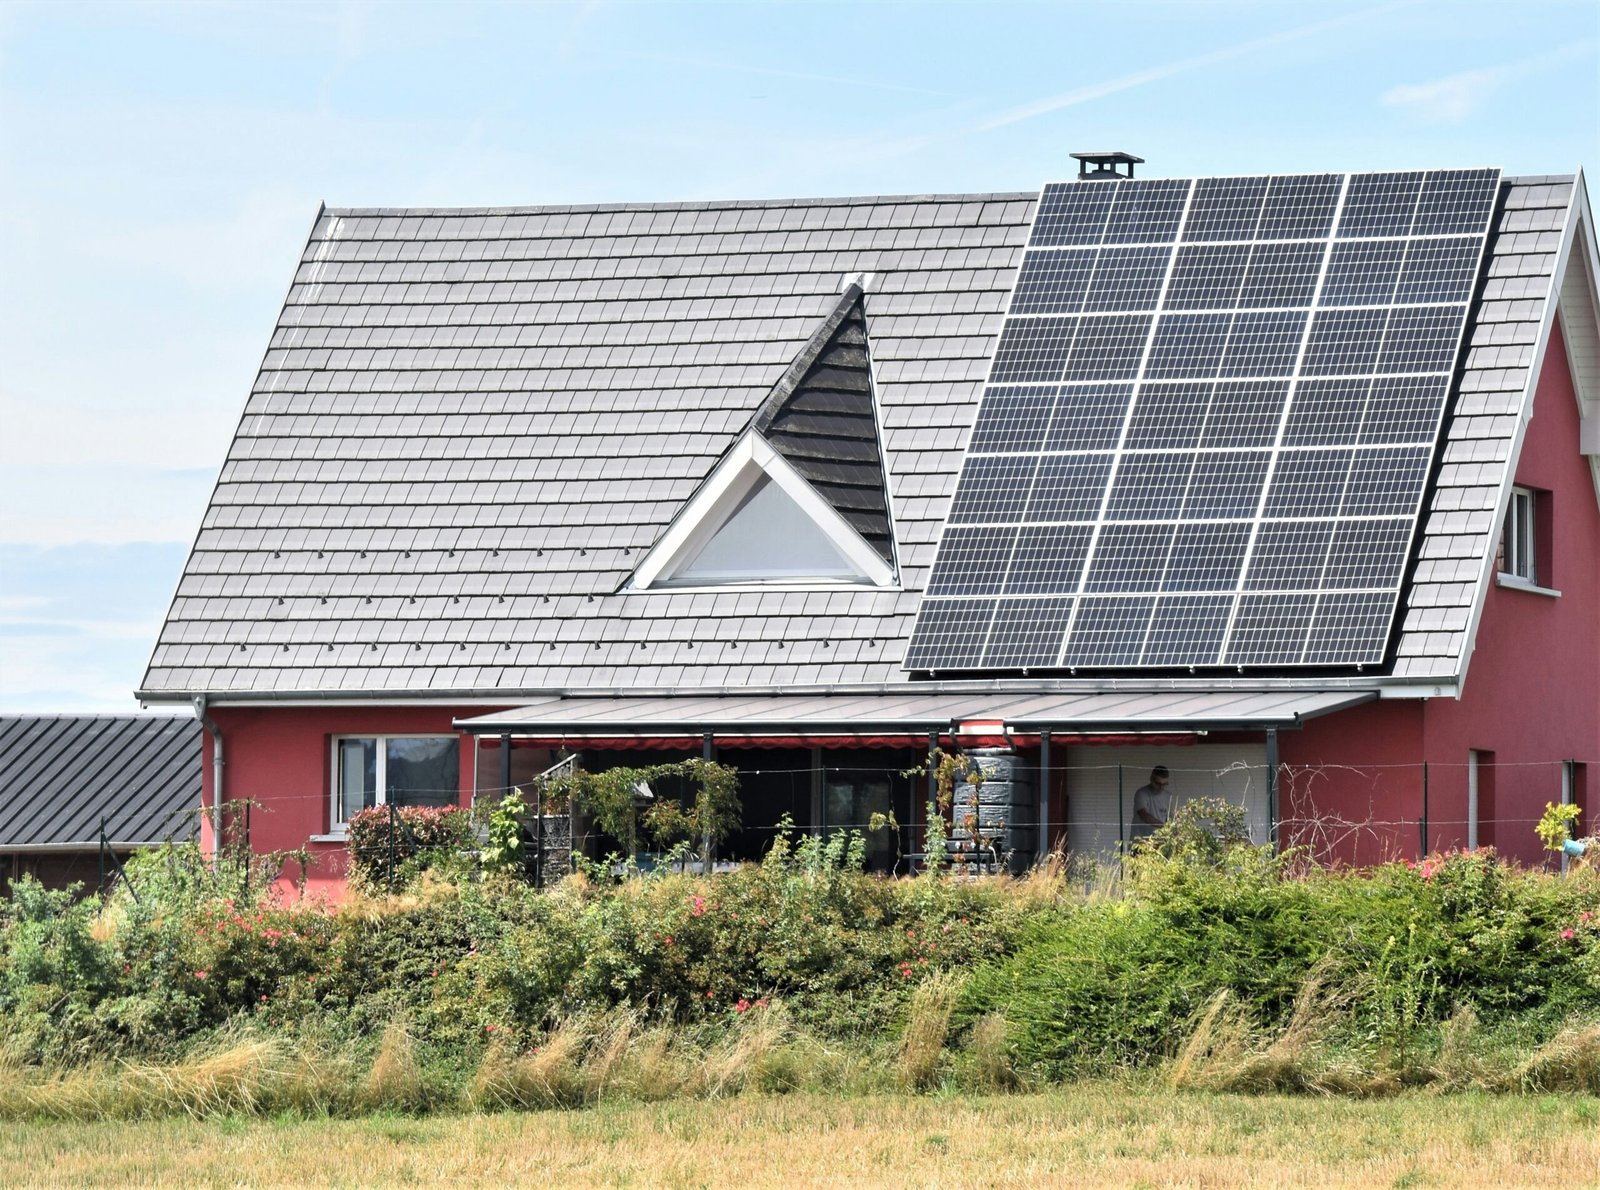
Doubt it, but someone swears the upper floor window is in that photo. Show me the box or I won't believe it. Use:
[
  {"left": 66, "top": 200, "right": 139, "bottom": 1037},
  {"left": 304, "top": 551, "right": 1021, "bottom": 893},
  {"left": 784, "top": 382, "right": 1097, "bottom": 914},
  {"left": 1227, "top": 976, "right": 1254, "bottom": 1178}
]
[
  {"left": 1498, "top": 485, "right": 1554, "bottom": 591},
  {"left": 332, "top": 735, "right": 459, "bottom": 831},
  {"left": 1501, "top": 486, "right": 1537, "bottom": 583}
]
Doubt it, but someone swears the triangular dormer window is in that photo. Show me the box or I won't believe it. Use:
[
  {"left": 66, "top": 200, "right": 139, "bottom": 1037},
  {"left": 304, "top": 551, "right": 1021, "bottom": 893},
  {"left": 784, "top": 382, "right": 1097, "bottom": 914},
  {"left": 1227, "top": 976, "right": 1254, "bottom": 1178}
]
[
  {"left": 629, "top": 432, "right": 896, "bottom": 588},
  {"left": 629, "top": 282, "right": 899, "bottom": 590}
]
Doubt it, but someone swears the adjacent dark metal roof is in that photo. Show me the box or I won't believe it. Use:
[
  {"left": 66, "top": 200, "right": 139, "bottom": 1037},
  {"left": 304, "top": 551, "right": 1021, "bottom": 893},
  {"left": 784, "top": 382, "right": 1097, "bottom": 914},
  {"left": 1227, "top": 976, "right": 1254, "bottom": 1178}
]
[
  {"left": 455, "top": 689, "right": 1373, "bottom": 736},
  {"left": 0, "top": 715, "right": 201, "bottom": 849}
]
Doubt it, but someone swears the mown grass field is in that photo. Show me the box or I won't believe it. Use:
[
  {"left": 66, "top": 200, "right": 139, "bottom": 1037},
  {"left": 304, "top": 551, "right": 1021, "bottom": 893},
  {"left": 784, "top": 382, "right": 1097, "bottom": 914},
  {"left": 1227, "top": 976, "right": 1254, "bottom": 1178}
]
[{"left": 5, "top": 1089, "right": 1597, "bottom": 1188}]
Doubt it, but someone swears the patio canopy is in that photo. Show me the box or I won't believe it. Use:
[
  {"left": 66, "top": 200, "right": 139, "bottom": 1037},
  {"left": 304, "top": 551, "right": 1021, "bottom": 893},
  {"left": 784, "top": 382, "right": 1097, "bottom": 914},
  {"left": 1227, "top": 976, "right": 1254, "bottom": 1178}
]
[{"left": 454, "top": 689, "right": 1375, "bottom": 739}]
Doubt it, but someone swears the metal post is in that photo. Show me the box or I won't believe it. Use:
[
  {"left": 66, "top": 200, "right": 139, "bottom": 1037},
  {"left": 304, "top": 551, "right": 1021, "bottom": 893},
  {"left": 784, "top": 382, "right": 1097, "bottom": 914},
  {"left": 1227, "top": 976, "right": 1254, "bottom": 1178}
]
[
  {"left": 1561, "top": 760, "right": 1574, "bottom": 875},
  {"left": 242, "top": 799, "right": 252, "bottom": 900},
  {"left": 1116, "top": 764, "right": 1125, "bottom": 855},
  {"left": 1266, "top": 728, "right": 1279, "bottom": 849},
  {"left": 702, "top": 731, "right": 715, "bottom": 875},
  {"left": 927, "top": 730, "right": 939, "bottom": 864},
  {"left": 1420, "top": 761, "right": 1429, "bottom": 858},
  {"left": 388, "top": 802, "right": 397, "bottom": 893},
  {"left": 498, "top": 732, "right": 512, "bottom": 795},
  {"left": 98, "top": 816, "right": 107, "bottom": 897},
  {"left": 1039, "top": 730, "right": 1052, "bottom": 863}
]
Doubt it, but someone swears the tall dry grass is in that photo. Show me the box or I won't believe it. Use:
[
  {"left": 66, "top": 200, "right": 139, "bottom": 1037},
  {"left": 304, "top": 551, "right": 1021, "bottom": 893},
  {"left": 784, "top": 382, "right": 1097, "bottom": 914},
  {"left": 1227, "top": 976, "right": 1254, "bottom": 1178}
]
[
  {"left": 0, "top": 1034, "right": 361, "bottom": 1122},
  {"left": 897, "top": 971, "right": 962, "bottom": 1091}
]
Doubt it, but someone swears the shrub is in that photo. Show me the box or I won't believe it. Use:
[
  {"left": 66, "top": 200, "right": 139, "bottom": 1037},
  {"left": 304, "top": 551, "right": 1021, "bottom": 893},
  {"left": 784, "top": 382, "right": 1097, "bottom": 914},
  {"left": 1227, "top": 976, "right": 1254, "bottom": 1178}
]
[{"left": 346, "top": 805, "right": 475, "bottom": 888}]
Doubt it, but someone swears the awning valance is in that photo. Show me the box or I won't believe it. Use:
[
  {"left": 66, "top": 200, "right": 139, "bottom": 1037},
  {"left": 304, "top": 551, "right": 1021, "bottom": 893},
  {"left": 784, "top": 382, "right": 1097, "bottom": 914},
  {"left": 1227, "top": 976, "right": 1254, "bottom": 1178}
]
[{"left": 454, "top": 689, "right": 1374, "bottom": 739}]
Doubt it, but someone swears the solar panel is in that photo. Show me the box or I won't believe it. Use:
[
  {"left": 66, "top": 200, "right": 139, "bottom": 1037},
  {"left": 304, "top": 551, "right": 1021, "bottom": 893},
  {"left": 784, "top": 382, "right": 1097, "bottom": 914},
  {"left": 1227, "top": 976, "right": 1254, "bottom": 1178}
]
[{"left": 905, "top": 168, "right": 1501, "bottom": 673}]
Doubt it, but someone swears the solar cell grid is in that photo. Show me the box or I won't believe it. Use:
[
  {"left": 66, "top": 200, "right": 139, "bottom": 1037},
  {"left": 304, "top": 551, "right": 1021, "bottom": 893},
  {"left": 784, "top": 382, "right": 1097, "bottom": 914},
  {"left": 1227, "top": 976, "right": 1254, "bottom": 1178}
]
[{"left": 908, "top": 166, "right": 1500, "bottom": 673}]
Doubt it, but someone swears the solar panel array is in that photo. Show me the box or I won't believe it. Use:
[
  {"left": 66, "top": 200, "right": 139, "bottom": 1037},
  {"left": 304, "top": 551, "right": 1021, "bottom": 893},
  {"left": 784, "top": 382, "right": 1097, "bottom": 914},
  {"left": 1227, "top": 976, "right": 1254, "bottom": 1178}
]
[{"left": 905, "top": 168, "right": 1501, "bottom": 672}]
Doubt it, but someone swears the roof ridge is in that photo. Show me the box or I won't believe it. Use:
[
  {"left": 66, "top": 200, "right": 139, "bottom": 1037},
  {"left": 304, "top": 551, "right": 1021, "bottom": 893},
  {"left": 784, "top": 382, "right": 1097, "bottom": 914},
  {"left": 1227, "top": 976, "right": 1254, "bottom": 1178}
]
[{"left": 323, "top": 192, "right": 1037, "bottom": 217}]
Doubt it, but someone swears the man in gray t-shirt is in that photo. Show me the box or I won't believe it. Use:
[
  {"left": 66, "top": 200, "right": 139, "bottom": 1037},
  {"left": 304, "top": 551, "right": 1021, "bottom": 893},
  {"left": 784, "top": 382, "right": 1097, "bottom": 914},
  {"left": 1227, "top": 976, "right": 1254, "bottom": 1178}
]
[{"left": 1131, "top": 766, "right": 1173, "bottom": 841}]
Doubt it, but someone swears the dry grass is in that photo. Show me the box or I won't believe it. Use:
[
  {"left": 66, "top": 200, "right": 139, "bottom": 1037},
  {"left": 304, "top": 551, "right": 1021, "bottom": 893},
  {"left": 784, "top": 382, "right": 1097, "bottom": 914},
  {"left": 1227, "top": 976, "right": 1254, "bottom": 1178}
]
[
  {"left": 4, "top": 1088, "right": 1597, "bottom": 1187},
  {"left": 361, "top": 1019, "right": 426, "bottom": 1111},
  {"left": 967, "top": 1012, "right": 1016, "bottom": 1091},
  {"left": 1512, "top": 1021, "right": 1600, "bottom": 1093},
  {"left": 897, "top": 971, "right": 961, "bottom": 1091}
]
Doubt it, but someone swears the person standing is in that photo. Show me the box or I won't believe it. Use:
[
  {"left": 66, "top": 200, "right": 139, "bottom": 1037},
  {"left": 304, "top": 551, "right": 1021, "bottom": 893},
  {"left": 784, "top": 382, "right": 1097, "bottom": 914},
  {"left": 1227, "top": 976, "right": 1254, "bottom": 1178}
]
[{"left": 1131, "top": 765, "right": 1173, "bottom": 842}]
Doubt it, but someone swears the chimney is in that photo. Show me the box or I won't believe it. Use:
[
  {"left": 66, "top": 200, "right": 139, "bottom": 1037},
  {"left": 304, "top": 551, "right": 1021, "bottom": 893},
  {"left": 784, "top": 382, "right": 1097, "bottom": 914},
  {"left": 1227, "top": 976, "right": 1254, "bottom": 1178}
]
[{"left": 1070, "top": 151, "right": 1143, "bottom": 181}]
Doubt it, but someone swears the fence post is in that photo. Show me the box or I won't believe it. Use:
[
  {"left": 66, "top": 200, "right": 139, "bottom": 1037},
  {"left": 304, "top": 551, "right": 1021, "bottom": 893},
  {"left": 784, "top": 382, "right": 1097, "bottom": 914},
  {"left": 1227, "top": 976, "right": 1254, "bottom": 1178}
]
[
  {"left": 534, "top": 780, "right": 544, "bottom": 889},
  {"left": 1116, "top": 764, "right": 1125, "bottom": 856},
  {"left": 1420, "top": 761, "right": 1429, "bottom": 858},
  {"left": 387, "top": 802, "right": 397, "bottom": 893},
  {"left": 242, "top": 799, "right": 252, "bottom": 901},
  {"left": 98, "top": 816, "right": 108, "bottom": 898},
  {"left": 702, "top": 732, "right": 715, "bottom": 875}
]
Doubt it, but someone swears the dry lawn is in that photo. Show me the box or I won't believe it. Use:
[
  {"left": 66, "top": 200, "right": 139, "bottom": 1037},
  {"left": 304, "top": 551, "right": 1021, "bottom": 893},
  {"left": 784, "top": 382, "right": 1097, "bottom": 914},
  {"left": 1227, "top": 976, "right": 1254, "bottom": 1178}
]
[{"left": 4, "top": 1088, "right": 1598, "bottom": 1188}]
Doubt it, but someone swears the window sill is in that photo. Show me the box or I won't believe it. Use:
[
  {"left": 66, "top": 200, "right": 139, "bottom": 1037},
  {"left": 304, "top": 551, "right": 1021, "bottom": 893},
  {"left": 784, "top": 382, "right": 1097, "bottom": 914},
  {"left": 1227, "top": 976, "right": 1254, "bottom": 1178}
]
[
  {"left": 1495, "top": 574, "right": 1561, "bottom": 598},
  {"left": 309, "top": 832, "right": 348, "bottom": 844}
]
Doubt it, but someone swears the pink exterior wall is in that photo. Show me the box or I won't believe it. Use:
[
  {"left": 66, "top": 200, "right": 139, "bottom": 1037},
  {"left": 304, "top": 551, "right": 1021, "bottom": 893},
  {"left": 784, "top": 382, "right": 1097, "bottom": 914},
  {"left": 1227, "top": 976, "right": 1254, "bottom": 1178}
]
[
  {"left": 1421, "top": 315, "right": 1600, "bottom": 864},
  {"left": 1283, "top": 317, "right": 1600, "bottom": 865},
  {"left": 201, "top": 704, "right": 498, "bottom": 900}
]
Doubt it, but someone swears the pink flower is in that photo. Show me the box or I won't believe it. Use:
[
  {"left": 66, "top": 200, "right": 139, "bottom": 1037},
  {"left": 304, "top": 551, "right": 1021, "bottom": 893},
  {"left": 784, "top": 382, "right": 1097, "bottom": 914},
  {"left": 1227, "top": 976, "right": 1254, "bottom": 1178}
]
[
  {"left": 664, "top": 936, "right": 673, "bottom": 946},
  {"left": 485, "top": 1024, "right": 496, "bottom": 1033},
  {"left": 735, "top": 999, "right": 750, "bottom": 1013},
  {"left": 1561, "top": 928, "right": 1577, "bottom": 941},
  {"left": 195, "top": 970, "right": 208, "bottom": 980},
  {"left": 260, "top": 994, "right": 268, "bottom": 1002}
]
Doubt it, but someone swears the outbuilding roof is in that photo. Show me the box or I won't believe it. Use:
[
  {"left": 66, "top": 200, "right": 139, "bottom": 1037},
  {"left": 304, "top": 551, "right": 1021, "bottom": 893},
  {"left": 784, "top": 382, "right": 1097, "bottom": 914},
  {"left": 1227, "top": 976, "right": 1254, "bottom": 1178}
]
[
  {"left": 0, "top": 715, "right": 201, "bottom": 849},
  {"left": 138, "top": 172, "right": 1594, "bottom": 703}
]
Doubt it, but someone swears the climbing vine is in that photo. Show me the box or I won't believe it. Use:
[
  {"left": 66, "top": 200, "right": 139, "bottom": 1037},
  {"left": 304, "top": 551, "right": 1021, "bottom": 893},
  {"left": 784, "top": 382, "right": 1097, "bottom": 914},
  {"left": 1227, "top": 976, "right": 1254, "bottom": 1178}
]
[{"left": 545, "top": 759, "right": 741, "bottom": 858}]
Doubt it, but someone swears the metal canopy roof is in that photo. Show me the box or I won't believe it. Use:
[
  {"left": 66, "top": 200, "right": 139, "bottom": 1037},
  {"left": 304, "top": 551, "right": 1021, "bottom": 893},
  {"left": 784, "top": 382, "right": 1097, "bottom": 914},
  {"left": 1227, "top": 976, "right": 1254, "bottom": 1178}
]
[{"left": 455, "top": 688, "right": 1374, "bottom": 736}]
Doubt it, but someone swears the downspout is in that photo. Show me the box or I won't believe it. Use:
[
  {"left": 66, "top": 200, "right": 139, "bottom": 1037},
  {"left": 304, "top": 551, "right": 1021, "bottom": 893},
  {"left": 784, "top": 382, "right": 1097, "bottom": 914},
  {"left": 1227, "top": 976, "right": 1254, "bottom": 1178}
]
[{"left": 192, "top": 695, "right": 224, "bottom": 864}]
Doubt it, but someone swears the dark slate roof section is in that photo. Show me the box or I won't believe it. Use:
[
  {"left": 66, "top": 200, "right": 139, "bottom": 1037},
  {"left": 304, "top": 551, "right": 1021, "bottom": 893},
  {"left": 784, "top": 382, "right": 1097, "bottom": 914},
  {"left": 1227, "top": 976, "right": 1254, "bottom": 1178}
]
[
  {"left": 752, "top": 284, "right": 894, "bottom": 562},
  {"left": 140, "top": 193, "right": 1034, "bottom": 695},
  {"left": 0, "top": 715, "right": 201, "bottom": 848},
  {"left": 1390, "top": 175, "right": 1576, "bottom": 683}
]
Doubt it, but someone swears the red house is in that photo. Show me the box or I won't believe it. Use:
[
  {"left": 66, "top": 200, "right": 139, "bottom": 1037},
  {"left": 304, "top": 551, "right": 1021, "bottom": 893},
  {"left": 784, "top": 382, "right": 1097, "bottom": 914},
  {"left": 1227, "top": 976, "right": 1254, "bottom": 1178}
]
[{"left": 139, "top": 159, "right": 1600, "bottom": 895}]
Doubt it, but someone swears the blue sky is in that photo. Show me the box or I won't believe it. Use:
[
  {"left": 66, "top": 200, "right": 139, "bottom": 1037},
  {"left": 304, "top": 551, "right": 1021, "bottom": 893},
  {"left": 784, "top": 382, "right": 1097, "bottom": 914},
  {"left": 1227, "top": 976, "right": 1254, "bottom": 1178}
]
[{"left": 1, "top": 0, "right": 1596, "bottom": 711}]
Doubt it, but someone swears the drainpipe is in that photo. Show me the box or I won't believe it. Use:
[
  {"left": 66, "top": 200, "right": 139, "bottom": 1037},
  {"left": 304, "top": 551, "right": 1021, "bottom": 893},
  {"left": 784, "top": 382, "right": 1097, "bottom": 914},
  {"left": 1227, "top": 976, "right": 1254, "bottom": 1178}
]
[{"left": 192, "top": 695, "right": 224, "bottom": 864}]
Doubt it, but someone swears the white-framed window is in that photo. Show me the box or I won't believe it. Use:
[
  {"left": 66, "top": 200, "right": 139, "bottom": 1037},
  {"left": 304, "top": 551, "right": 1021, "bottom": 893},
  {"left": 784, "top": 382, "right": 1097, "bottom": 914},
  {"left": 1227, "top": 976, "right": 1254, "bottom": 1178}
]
[
  {"left": 1500, "top": 486, "right": 1538, "bottom": 583},
  {"left": 331, "top": 735, "right": 460, "bottom": 831}
]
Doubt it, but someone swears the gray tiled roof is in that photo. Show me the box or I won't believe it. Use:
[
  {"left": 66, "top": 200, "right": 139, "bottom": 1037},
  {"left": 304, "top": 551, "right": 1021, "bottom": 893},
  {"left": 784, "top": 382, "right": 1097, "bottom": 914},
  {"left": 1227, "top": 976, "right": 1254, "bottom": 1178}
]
[
  {"left": 140, "top": 178, "right": 1581, "bottom": 700},
  {"left": 142, "top": 194, "right": 1034, "bottom": 696},
  {"left": 1391, "top": 176, "right": 1576, "bottom": 683},
  {"left": 0, "top": 715, "right": 200, "bottom": 848}
]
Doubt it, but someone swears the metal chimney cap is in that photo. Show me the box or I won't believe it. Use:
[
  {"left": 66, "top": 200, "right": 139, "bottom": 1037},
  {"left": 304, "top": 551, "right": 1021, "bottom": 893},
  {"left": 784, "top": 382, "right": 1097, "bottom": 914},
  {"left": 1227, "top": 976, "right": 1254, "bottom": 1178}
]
[{"left": 1070, "top": 150, "right": 1144, "bottom": 180}]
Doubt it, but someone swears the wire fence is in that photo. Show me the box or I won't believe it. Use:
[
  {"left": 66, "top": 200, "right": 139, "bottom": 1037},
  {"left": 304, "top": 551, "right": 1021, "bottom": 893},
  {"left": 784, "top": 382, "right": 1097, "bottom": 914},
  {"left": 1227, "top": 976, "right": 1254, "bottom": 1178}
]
[{"left": 77, "top": 752, "right": 1582, "bottom": 898}]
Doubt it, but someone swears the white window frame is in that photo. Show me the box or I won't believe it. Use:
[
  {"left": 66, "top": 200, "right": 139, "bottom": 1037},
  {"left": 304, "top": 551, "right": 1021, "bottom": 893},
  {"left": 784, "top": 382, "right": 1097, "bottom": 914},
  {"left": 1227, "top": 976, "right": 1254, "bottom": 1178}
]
[
  {"left": 630, "top": 431, "right": 897, "bottom": 590},
  {"left": 326, "top": 733, "right": 460, "bottom": 835},
  {"left": 1500, "top": 485, "right": 1537, "bottom": 584}
]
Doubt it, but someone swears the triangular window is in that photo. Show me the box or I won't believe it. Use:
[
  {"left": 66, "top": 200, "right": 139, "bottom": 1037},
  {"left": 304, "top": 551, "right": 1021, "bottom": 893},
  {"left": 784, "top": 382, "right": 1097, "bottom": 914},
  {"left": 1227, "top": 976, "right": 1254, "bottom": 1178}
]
[
  {"left": 630, "top": 432, "right": 896, "bottom": 589},
  {"left": 629, "top": 282, "right": 899, "bottom": 591},
  {"left": 674, "top": 474, "right": 863, "bottom": 584}
]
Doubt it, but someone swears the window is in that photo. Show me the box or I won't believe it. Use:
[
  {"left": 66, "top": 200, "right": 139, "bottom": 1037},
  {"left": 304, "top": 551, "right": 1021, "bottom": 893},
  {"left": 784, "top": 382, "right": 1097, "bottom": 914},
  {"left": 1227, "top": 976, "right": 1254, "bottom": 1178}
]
[
  {"left": 1498, "top": 484, "right": 1555, "bottom": 590},
  {"left": 1500, "top": 486, "right": 1537, "bottom": 583},
  {"left": 331, "top": 735, "right": 459, "bottom": 830}
]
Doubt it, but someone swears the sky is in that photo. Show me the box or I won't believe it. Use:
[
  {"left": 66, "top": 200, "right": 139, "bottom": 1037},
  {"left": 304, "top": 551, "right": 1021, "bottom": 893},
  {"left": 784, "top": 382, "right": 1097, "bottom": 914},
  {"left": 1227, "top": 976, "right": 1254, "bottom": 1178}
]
[{"left": 0, "top": 0, "right": 1596, "bottom": 712}]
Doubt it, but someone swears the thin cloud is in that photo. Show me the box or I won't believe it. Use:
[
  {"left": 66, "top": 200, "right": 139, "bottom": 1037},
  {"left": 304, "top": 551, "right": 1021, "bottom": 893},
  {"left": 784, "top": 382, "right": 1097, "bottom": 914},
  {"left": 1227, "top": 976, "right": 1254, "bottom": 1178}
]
[
  {"left": 1382, "top": 41, "right": 1597, "bottom": 123},
  {"left": 620, "top": 51, "right": 952, "bottom": 97},
  {"left": 977, "top": 2, "right": 1414, "bottom": 131}
]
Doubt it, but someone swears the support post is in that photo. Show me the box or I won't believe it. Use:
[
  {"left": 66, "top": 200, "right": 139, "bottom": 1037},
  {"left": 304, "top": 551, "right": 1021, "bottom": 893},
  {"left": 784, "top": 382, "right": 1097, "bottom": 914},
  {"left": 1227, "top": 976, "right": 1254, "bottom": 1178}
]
[
  {"left": 1116, "top": 764, "right": 1125, "bottom": 856},
  {"left": 809, "top": 747, "right": 823, "bottom": 838},
  {"left": 1420, "top": 761, "right": 1429, "bottom": 858},
  {"left": 98, "top": 816, "right": 108, "bottom": 898},
  {"left": 1039, "top": 730, "right": 1052, "bottom": 863},
  {"left": 387, "top": 802, "right": 397, "bottom": 893},
  {"left": 1266, "top": 728, "right": 1279, "bottom": 849}
]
